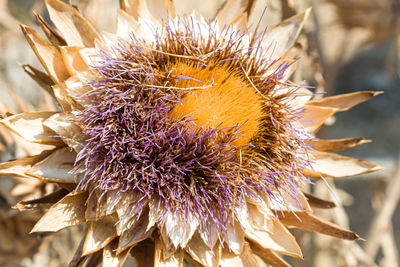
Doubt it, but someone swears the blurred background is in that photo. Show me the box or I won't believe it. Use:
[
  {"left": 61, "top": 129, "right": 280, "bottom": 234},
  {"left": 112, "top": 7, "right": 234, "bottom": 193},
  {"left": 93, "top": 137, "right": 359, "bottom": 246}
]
[{"left": 0, "top": 0, "right": 399, "bottom": 266}]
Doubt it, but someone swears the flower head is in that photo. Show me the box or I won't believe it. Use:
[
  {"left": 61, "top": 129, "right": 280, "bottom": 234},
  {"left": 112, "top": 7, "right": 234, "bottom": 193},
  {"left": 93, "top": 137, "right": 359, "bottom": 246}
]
[{"left": 0, "top": 0, "right": 381, "bottom": 266}]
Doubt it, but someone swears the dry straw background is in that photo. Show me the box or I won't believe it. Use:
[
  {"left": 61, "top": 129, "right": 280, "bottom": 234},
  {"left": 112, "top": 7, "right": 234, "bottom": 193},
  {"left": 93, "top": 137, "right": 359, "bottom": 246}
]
[{"left": 0, "top": 0, "right": 399, "bottom": 266}]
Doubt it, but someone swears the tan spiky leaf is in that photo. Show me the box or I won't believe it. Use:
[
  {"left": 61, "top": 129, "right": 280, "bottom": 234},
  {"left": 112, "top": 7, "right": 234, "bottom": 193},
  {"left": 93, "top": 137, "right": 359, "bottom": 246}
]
[
  {"left": 45, "top": 0, "right": 101, "bottom": 47},
  {"left": 216, "top": 0, "right": 257, "bottom": 26},
  {"left": 31, "top": 191, "right": 88, "bottom": 233},
  {"left": 307, "top": 151, "right": 382, "bottom": 178},
  {"left": 308, "top": 91, "right": 383, "bottom": 111},
  {"left": 0, "top": 150, "right": 53, "bottom": 178},
  {"left": 34, "top": 12, "right": 67, "bottom": 47},
  {"left": 82, "top": 216, "right": 117, "bottom": 256},
  {"left": 102, "top": 239, "right": 132, "bottom": 267},
  {"left": 306, "top": 137, "right": 371, "bottom": 152},
  {"left": 250, "top": 241, "right": 291, "bottom": 267},
  {"left": 20, "top": 24, "right": 69, "bottom": 83},
  {"left": 276, "top": 211, "right": 360, "bottom": 240}
]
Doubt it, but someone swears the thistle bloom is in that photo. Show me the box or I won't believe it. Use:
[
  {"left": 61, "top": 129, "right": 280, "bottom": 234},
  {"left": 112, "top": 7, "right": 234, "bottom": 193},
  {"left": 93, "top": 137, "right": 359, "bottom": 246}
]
[{"left": 0, "top": 0, "right": 382, "bottom": 266}]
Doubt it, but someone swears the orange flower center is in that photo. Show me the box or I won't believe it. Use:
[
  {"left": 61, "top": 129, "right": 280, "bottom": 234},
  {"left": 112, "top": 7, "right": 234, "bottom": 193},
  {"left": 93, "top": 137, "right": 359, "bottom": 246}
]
[{"left": 169, "top": 62, "right": 263, "bottom": 147}]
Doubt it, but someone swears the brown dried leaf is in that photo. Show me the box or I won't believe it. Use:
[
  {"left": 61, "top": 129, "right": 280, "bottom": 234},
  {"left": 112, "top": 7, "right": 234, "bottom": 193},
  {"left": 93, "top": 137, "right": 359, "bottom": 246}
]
[
  {"left": 82, "top": 216, "right": 117, "bottom": 256},
  {"left": 21, "top": 64, "right": 55, "bottom": 98},
  {"left": 60, "top": 46, "right": 89, "bottom": 76},
  {"left": 250, "top": 241, "right": 290, "bottom": 267},
  {"left": 34, "top": 12, "right": 67, "bottom": 46},
  {"left": 0, "top": 149, "right": 53, "bottom": 178},
  {"left": 185, "top": 232, "right": 221, "bottom": 267},
  {"left": 16, "top": 188, "right": 69, "bottom": 211},
  {"left": 102, "top": 239, "right": 132, "bottom": 267},
  {"left": 25, "top": 147, "right": 77, "bottom": 183},
  {"left": 301, "top": 105, "right": 337, "bottom": 133},
  {"left": 31, "top": 191, "right": 88, "bottom": 233},
  {"left": 183, "top": 252, "right": 203, "bottom": 267},
  {"left": 220, "top": 242, "right": 258, "bottom": 267},
  {"left": 119, "top": 0, "right": 159, "bottom": 21},
  {"left": 306, "top": 151, "right": 382, "bottom": 178},
  {"left": 85, "top": 190, "right": 99, "bottom": 221},
  {"left": 43, "top": 112, "right": 84, "bottom": 152},
  {"left": 308, "top": 91, "right": 383, "bottom": 111},
  {"left": 276, "top": 210, "right": 360, "bottom": 240},
  {"left": 303, "top": 193, "right": 336, "bottom": 209},
  {"left": 155, "top": 238, "right": 184, "bottom": 267},
  {"left": 216, "top": 0, "right": 257, "bottom": 26},
  {"left": 119, "top": 0, "right": 140, "bottom": 19},
  {"left": 226, "top": 220, "right": 245, "bottom": 254},
  {"left": 0, "top": 111, "right": 64, "bottom": 145},
  {"left": 45, "top": 0, "right": 101, "bottom": 47},
  {"left": 52, "top": 82, "right": 75, "bottom": 112},
  {"left": 263, "top": 8, "right": 311, "bottom": 59},
  {"left": 306, "top": 137, "right": 371, "bottom": 152},
  {"left": 117, "top": 214, "right": 154, "bottom": 252},
  {"left": 243, "top": 218, "right": 302, "bottom": 258},
  {"left": 20, "top": 24, "right": 69, "bottom": 83}
]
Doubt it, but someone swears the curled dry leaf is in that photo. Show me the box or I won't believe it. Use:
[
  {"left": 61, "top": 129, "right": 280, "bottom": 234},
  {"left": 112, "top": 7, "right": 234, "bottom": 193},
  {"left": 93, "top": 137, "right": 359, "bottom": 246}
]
[
  {"left": 243, "top": 218, "right": 302, "bottom": 258},
  {"left": 25, "top": 147, "right": 76, "bottom": 183},
  {"left": 303, "top": 193, "right": 336, "bottom": 209},
  {"left": 0, "top": 150, "right": 53, "bottom": 178},
  {"left": 185, "top": 232, "right": 221, "bottom": 267},
  {"left": 31, "top": 191, "right": 88, "bottom": 233},
  {"left": 20, "top": 24, "right": 69, "bottom": 83},
  {"left": 82, "top": 216, "right": 117, "bottom": 256},
  {"left": 16, "top": 188, "right": 69, "bottom": 211},
  {"left": 102, "top": 239, "right": 132, "bottom": 267},
  {"left": 263, "top": 8, "right": 312, "bottom": 59},
  {"left": 43, "top": 112, "right": 84, "bottom": 152},
  {"left": 249, "top": 241, "right": 291, "bottom": 267},
  {"left": 216, "top": 0, "right": 257, "bottom": 26},
  {"left": 307, "top": 151, "right": 382, "bottom": 178},
  {"left": 307, "top": 91, "right": 383, "bottom": 111},
  {"left": 45, "top": 0, "right": 100, "bottom": 47},
  {"left": 276, "top": 210, "right": 360, "bottom": 240},
  {"left": 301, "top": 105, "right": 337, "bottom": 133},
  {"left": 154, "top": 238, "right": 184, "bottom": 267},
  {"left": 119, "top": 0, "right": 142, "bottom": 20},
  {"left": 306, "top": 137, "right": 371, "bottom": 153},
  {"left": 34, "top": 11, "right": 67, "bottom": 47},
  {"left": 60, "top": 46, "right": 89, "bottom": 76},
  {"left": 117, "top": 214, "right": 153, "bottom": 252},
  {"left": 0, "top": 111, "right": 64, "bottom": 145},
  {"left": 219, "top": 242, "right": 259, "bottom": 267}
]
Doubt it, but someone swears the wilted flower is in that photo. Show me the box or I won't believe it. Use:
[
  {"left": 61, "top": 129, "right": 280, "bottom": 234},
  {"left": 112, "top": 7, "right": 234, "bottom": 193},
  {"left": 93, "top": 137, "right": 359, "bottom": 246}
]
[{"left": 0, "top": 0, "right": 382, "bottom": 266}]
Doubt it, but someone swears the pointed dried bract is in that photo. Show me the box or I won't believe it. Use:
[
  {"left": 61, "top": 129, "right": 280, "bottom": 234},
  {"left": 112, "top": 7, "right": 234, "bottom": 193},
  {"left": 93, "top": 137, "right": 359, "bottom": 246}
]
[{"left": 0, "top": 1, "right": 381, "bottom": 266}]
